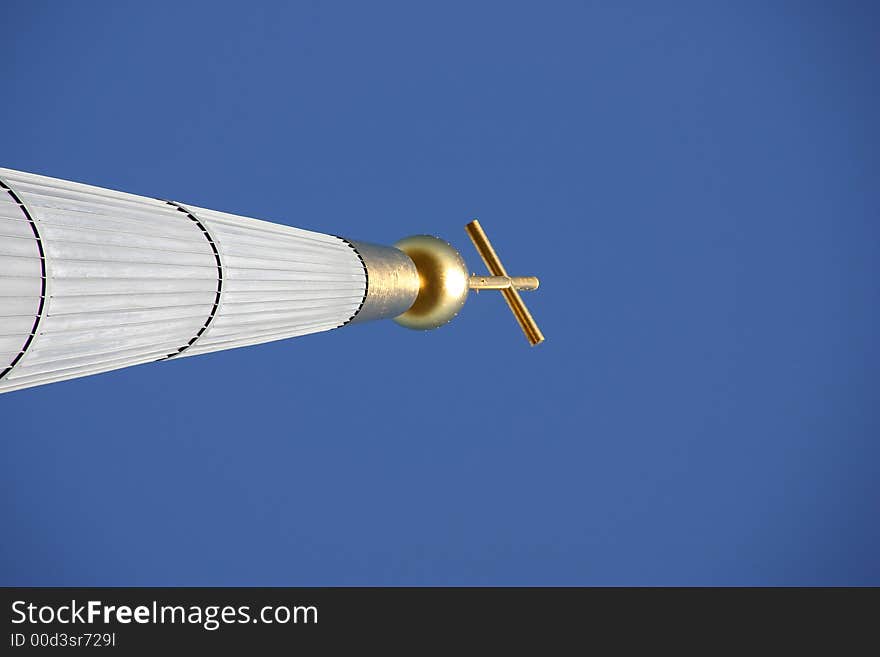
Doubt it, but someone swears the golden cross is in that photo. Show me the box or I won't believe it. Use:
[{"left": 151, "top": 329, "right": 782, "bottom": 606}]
[{"left": 465, "top": 219, "right": 544, "bottom": 346}]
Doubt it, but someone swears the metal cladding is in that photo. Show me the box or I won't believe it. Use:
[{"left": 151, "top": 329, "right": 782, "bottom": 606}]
[
  {"left": 0, "top": 168, "right": 417, "bottom": 394},
  {"left": 345, "top": 240, "right": 419, "bottom": 324}
]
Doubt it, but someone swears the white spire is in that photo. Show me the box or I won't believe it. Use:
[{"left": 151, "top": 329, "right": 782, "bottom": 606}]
[{"left": 0, "top": 168, "right": 365, "bottom": 393}]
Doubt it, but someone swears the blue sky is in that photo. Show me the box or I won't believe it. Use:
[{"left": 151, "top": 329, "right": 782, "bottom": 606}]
[{"left": 1, "top": 1, "right": 878, "bottom": 585}]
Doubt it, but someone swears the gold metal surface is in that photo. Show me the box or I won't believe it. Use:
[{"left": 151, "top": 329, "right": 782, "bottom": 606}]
[
  {"left": 346, "top": 240, "right": 420, "bottom": 324},
  {"left": 468, "top": 275, "right": 540, "bottom": 291},
  {"left": 465, "top": 219, "right": 545, "bottom": 346},
  {"left": 392, "top": 235, "right": 470, "bottom": 330}
]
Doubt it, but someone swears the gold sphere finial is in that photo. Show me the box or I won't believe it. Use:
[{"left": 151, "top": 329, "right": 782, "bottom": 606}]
[{"left": 393, "top": 235, "right": 469, "bottom": 330}]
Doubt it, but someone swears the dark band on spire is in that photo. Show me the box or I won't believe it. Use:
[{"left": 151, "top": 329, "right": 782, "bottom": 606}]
[
  {"left": 0, "top": 176, "right": 48, "bottom": 381},
  {"left": 162, "top": 200, "right": 224, "bottom": 358}
]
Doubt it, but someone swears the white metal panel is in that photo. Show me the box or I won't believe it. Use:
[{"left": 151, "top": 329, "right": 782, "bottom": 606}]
[
  {"left": 169, "top": 203, "right": 364, "bottom": 358},
  {"left": 0, "top": 168, "right": 216, "bottom": 392},
  {"left": 0, "top": 189, "right": 41, "bottom": 374},
  {"left": 0, "top": 168, "right": 367, "bottom": 393}
]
